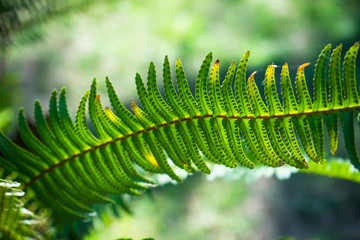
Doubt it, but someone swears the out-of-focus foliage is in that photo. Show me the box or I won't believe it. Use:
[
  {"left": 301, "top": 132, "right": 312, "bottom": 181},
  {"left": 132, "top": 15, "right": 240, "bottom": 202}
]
[
  {"left": 85, "top": 168, "right": 360, "bottom": 240},
  {"left": 0, "top": 73, "right": 19, "bottom": 132},
  {"left": 0, "top": 0, "right": 117, "bottom": 50},
  {"left": 85, "top": 174, "right": 260, "bottom": 240},
  {"left": 0, "top": 174, "right": 53, "bottom": 240}
]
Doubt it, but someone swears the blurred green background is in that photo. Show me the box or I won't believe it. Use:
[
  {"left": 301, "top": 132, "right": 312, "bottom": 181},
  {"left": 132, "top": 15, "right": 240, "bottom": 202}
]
[{"left": 1, "top": 0, "right": 360, "bottom": 239}]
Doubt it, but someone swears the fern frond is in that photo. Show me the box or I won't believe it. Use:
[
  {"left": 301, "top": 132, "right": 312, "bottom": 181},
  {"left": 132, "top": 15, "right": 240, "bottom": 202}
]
[
  {"left": 300, "top": 159, "right": 360, "bottom": 183},
  {"left": 0, "top": 175, "right": 53, "bottom": 240},
  {"left": 0, "top": 43, "right": 360, "bottom": 223}
]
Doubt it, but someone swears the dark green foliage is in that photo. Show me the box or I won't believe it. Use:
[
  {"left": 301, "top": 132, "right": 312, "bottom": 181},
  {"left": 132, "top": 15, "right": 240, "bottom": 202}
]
[
  {"left": 0, "top": 43, "right": 360, "bottom": 224},
  {"left": 0, "top": 0, "right": 118, "bottom": 49}
]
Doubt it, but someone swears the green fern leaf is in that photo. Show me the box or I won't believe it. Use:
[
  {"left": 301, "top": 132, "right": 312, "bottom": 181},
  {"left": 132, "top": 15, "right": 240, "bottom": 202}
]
[
  {"left": 163, "top": 56, "right": 190, "bottom": 119},
  {"left": 208, "top": 60, "right": 227, "bottom": 117},
  {"left": 313, "top": 44, "right": 331, "bottom": 111},
  {"left": 175, "top": 59, "right": 201, "bottom": 118},
  {"left": 0, "top": 43, "right": 360, "bottom": 224},
  {"left": 343, "top": 42, "right": 359, "bottom": 107},
  {"left": 301, "top": 159, "right": 360, "bottom": 183},
  {"left": 326, "top": 44, "right": 343, "bottom": 155},
  {"left": 220, "top": 60, "right": 239, "bottom": 117},
  {"left": 195, "top": 52, "right": 214, "bottom": 116}
]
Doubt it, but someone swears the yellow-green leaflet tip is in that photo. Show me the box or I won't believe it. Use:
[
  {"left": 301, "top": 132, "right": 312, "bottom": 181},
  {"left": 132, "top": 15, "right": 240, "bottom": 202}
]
[
  {"left": 131, "top": 99, "right": 137, "bottom": 110},
  {"left": 249, "top": 71, "right": 257, "bottom": 78},
  {"left": 298, "top": 62, "right": 310, "bottom": 70},
  {"left": 175, "top": 59, "right": 182, "bottom": 65}
]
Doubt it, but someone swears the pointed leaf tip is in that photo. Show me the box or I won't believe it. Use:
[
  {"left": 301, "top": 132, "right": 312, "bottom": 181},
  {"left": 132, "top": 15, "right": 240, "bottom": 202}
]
[
  {"left": 299, "top": 62, "right": 310, "bottom": 70},
  {"left": 60, "top": 87, "right": 66, "bottom": 94},
  {"left": 249, "top": 71, "right": 257, "bottom": 78},
  {"left": 268, "top": 64, "right": 277, "bottom": 69}
]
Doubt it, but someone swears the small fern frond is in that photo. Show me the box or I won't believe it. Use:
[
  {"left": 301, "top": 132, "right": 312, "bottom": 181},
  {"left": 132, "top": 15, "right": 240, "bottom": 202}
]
[
  {"left": 0, "top": 174, "right": 53, "bottom": 240},
  {"left": 301, "top": 159, "right": 360, "bottom": 183},
  {"left": 0, "top": 43, "right": 360, "bottom": 223}
]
